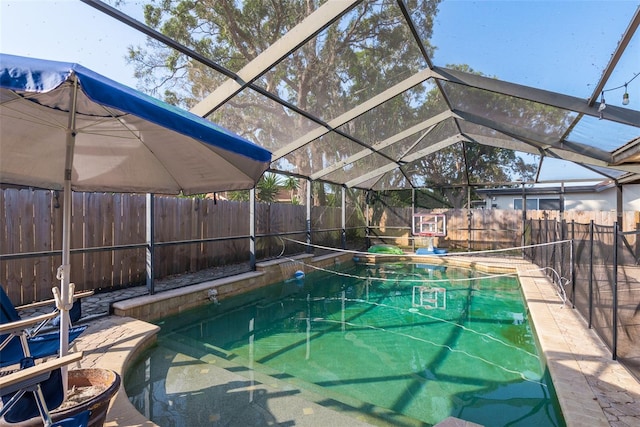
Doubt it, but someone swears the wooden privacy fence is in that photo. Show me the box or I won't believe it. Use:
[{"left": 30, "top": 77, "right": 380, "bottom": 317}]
[
  {"left": 0, "top": 189, "right": 361, "bottom": 305},
  {"left": 368, "top": 207, "right": 639, "bottom": 250},
  {"left": 2, "top": 187, "right": 638, "bottom": 305},
  {"left": 1, "top": 190, "right": 147, "bottom": 304}
]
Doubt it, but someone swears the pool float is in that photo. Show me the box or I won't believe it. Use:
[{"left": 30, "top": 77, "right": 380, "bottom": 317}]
[
  {"left": 416, "top": 247, "right": 448, "bottom": 255},
  {"left": 368, "top": 244, "right": 404, "bottom": 255}
]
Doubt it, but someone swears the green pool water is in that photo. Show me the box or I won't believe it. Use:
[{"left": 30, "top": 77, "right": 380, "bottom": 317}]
[{"left": 125, "top": 262, "right": 565, "bottom": 426}]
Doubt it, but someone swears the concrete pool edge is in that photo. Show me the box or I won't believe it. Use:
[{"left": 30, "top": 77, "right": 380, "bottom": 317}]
[
  {"left": 112, "top": 252, "right": 354, "bottom": 322},
  {"left": 515, "top": 263, "right": 639, "bottom": 427},
  {"left": 78, "top": 255, "right": 639, "bottom": 426},
  {"left": 73, "top": 315, "right": 160, "bottom": 427}
]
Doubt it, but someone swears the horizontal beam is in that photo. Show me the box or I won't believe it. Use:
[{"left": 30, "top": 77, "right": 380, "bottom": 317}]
[
  {"left": 434, "top": 66, "right": 640, "bottom": 128},
  {"left": 463, "top": 133, "right": 540, "bottom": 155},
  {"left": 402, "top": 134, "right": 466, "bottom": 163},
  {"left": 587, "top": 6, "right": 640, "bottom": 106},
  {"left": 310, "top": 110, "right": 452, "bottom": 180},
  {"left": 190, "top": 0, "right": 362, "bottom": 117},
  {"left": 272, "top": 68, "right": 439, "bottom": 159},
  {"left": 455, "top": 109, "right": 614, "bottom": 163},
  {"left": 345, "top": 163, "right": 397, "bottom": 188}
]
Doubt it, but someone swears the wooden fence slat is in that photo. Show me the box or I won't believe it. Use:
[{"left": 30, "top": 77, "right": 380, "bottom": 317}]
[
  {"left": 112, "top": 194, "right": 124, "bottom": 286},
  {"left": 33, "top": 191, "right": 53, "bottom": 300},
  {"left": 0, "top": 189, "right": 6, "bottom": 288},
  {"left": 19, "top": 190, "right": 36, "bottom": 303},
  {"left": 132, "top": 194, "right": 146, "bottom": 284},
  {"left": 155, "top": 196, "right": 166, "bottom": 278},
  {"left": 100, "top": 193, "right": 113, "bottom": 289},
  {"left": 84, "top": 193, "right": 98, "bottom": 289},
  {"left": 70, "top": 192, "right": 84, "bottom": 289},
  {"left": 4, "top": 190, "right": 23, "bottom": 302}
]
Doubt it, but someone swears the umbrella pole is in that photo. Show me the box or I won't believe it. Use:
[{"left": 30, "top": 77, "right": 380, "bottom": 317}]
[{"left": 54, "top": 74, "right": 79, "bottom": 394}]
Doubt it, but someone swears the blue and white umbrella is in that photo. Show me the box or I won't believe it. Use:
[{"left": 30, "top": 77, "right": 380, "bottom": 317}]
[{"left": 0, "top": 53, "right": 271, "bottom": 359}]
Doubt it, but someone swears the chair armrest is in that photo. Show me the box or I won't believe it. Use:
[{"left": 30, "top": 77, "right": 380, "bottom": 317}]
[
  {"left": 0, "top": 352, "right": 84, "bottom": 394},
  {"left": 15, "top": 290, "right": 95, "bottom": 311},
  {"left": 0, "top": 312, "right": 58, "bottom": 335}
]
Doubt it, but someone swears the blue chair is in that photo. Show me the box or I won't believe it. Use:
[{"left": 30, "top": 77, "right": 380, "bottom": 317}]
[
  {"left": 0, "top": 352, "right": 90, "bottom": 426},
  {"left": 0, "top": 286, "right": 88, "bottom": 368}
]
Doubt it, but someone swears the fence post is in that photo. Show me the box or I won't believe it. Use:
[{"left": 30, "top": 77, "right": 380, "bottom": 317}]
[
  {"left": 636, "top": 212, "right": 640, "bottom": 260},
  {"left": 560, "top": 219, "right": 566, "bottom": 304},
  {"left": 146, "top": 193, "right": 155, "bottom": 295},
  {"left": 306, "top": 179, "right": 312, "bottom": 254},
  {"left": 570, "top": 220, "right": 575, "bottom": 309},
  {"left": 365, "top": 191, "right": 371, "bottom": 248},
  {"left": 521, "top": 182, "right": 527, "bottom": 250},
  {"left": 411, "top": 189, "right": 415, "bottom": 252},
  {"left": 544, "top": 214, "right": 549, "bottom": 266},
  {"left": 467, "top": 210, "right": 472, "bottom": 251},
  {"left": 341, "top": 187, "right": 347, "bottom": 250},
  {"left": 250, "top": 188, "right": 256, "bottom": 270},
  {"left": 588, "top": 220, "right": 594, "bottom": 329},
  {"left": 521, "top": 217, "right": 527, "bottom": 259},
  {"left": 612, "top": 221, "right": 619, "bottom": 360}
]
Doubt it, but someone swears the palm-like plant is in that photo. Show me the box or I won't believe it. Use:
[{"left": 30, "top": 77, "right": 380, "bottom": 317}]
[
  {"left": 283, "top": 176, "right": 299, "bottom": 204},
  {"left": 257, "top": 173, "right": 282, "bottom": 203}
]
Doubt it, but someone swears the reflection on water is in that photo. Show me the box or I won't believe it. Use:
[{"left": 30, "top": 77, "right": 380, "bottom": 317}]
[{"left": 126, "top": 262, "right": 565, "bottom": 427}]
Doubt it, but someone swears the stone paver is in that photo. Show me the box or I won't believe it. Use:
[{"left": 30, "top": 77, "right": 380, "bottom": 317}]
[{"left": 515, "top": 263, "right": 640, "bottom": 427}]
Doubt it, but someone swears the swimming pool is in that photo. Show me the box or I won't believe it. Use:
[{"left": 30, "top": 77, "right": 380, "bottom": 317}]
[{"left": 125, "top": 261, "right": 565, "bottom": 426}]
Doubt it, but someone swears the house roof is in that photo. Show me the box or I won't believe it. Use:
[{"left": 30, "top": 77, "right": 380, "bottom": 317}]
[{"left": 476, "top": 183, "right": 615, "bottom": 197}]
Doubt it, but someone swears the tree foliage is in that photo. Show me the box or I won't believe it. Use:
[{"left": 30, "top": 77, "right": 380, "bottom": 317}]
[
  {"left": 128, "top": 0, "right": 559, "bottom": 208},
  {"left": 226, "top": 172, "right": 283, "bottom": 203}
]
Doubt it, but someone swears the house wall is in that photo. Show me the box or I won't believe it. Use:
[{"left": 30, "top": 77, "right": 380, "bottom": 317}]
[
  {"left": 483, "top": 184, "right": 640, "bottom": 211},
  {"left": 564, "top": 189, "right": 616, "bottom": 211},
  {"left": 623, "top": 184, "right": 640, "bottom": 210}
]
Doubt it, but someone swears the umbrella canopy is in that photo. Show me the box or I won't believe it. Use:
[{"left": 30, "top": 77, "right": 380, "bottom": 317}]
[
  {"left": 0, "top": 53, "right": 272, "bottom": 362},
  {"left": 0, "top": 53, "right": 271, "bottom": 194}
]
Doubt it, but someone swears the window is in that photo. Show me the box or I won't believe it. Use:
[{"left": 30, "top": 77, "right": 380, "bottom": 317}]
[
  {"left": 539, "top": 198, "right": 561, "bottom": 210},
  {"left": 513, "top": 198, "right": 560, "bottom": 210}
]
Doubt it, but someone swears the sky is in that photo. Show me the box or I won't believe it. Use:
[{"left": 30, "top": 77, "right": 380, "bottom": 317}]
[
  {"left": 2, "top": 0, "right": 637, "bottom": 99},
  {"left": 0, "top": 0, "right": 146, "bottom": 88},
  {"left": 431, "top": 0, "right": 639, "bottom": 103},
  {"left": 1, "top": 0, "right": 638, "bottom": 183}
]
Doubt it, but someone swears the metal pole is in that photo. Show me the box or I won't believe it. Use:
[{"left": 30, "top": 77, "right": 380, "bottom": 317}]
[
  {"left": 560, "top": 218, "right": 566, "bottom": 304},
  {"left": 146, "top": 193, "right": 155, "bottom": 294},
  {"left": 588, "top": 220, "right": 594, "bottom": 328},
  {"left": 544, "top": 213, "right": 549, "bottom": 266},
  {"left": 467, "top": 210, "right": 472, "bottom": 251},
  {"left": 467, "top": 186, "right": 472, "bottom": 250},
  {"left": 341, "top": 186, "right": 347, "bottom": 249},
  {"left": 521, "top": 182, "right": 527, "bottom": 257},
  {"left": 365, "top": 191, "right": 371, "bottom": 248},
  {"left": 58, "top": 75, "right": 79, "bottom": 363},
  {"left": 612, "top": 222, "right": 619, "bottom": 360},
  {"left": 411, "top": 189, "right": 416, "bottom": 252},
  {"left": 250, "top": 188, "right": 256, "bottom": 269},
  {"left": 306, "top": 179, "right": 312, "bottom": 254},
  {"left": 559, "top": 182, "right": 565, "bottom": 223},
  {"left": 570, "top": 220, "right": 575, "bottom": 309},
  {"left": 616, "top": 184, "right": 623, "bottom": 230}
]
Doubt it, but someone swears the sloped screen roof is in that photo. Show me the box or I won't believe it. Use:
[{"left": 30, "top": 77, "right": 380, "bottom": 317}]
[{"left": 86, "top": 0, "right": 639, "bottom": 190}]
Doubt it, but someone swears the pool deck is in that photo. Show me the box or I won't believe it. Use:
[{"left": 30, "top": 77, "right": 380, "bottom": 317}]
[{"left": 23, "top": 258, "right": 640, "bottom": 426}]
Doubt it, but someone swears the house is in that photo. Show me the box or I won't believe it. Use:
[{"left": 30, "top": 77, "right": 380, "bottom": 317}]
[{"left": 476, "top": 182, "right": 640, "bottom": 211}]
